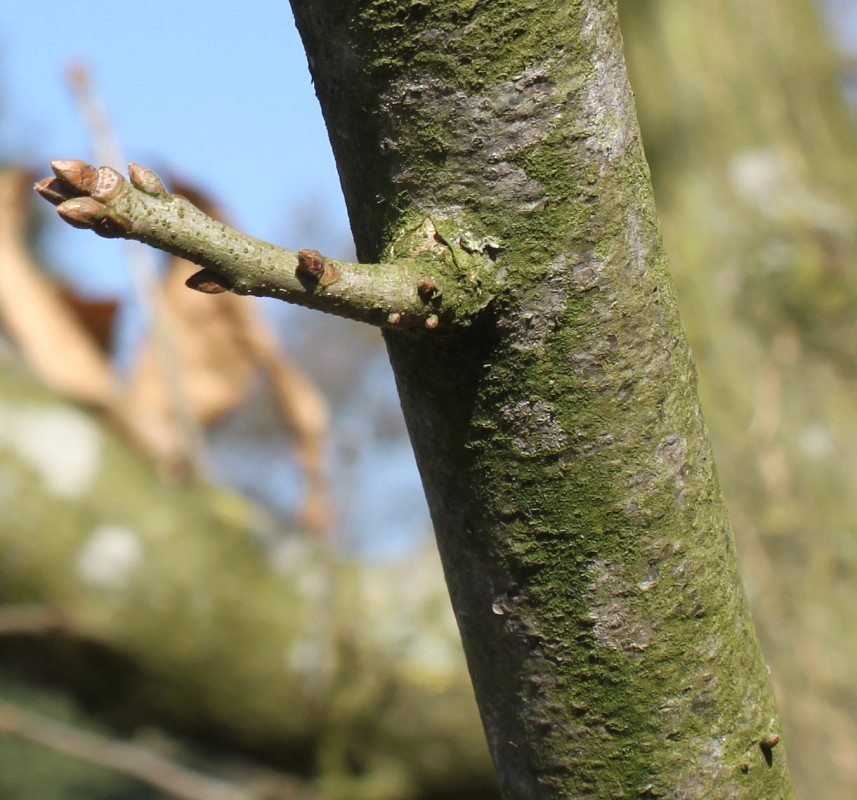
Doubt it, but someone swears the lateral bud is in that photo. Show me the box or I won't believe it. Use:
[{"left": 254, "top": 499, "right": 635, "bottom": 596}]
[
  {"left": 186, "top": 269, "right": 232, "bottom": 294},
  {"left": 318, "top": 262, "right": 341, "bottom": 287},
  {"left": 296, "top": 248, "right": 340, "bottom": 288},
  {"left": 128, "top": 163, "right": 167, "bottom": 195},
  {"left": 417, "top": 276, "right": 442, "bottom": 302},
  {"left": 297, "top": 249, "right": 325, "bottom": 280}
]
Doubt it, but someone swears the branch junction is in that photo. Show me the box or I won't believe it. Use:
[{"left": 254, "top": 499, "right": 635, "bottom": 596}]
[{"left": 35, "top": 160, "right": 481, "bottom": 330}]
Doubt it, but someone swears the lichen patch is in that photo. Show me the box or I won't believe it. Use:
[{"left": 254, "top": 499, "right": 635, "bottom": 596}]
[
  {"left": 0, "top": 403, "right": 102, "bottom": 498},
  {"left": 500, "top": 398, "right": 568, "bottom": 455},
  {"left": 584, "top": 559, "right": 653, "bottom": 654},
  {"left": 77, "top": 524, "right": 143, "bottom": 589}
]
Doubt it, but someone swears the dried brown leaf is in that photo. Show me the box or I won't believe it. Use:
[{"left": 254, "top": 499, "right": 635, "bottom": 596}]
[
  {"left": 121, "top": 256, "right": 258, "bottom": 472},
  {"left": 123, "top": 179, "right": 333, "bottom": 534},
  {"left": 244, "top": 316, "right": 333, "bottom": 537},
  {"left": 0, "top": 168, "right": 116, "bottom": 407}
]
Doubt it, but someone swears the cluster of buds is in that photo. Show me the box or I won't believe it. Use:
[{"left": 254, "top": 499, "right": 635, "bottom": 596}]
[{"left": 34, "top": 160, "right": 167, "bottom": 239}]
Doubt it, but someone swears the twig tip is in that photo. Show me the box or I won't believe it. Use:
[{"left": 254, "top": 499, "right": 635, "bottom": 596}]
[{"left": 50, "top": 160, "right": 97, "bottom": 193}]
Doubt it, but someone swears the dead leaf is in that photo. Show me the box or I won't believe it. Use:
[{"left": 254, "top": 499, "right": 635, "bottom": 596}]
[
  {"left": 0, "top": 168, "right": 117, "bottom": 407},
  {"left": 123, "top": 179, "right": 333, "bottom": 535}
]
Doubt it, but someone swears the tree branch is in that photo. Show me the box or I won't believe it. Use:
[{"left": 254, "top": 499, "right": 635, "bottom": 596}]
[
  {"left": 66, "top": 66, "right": 211, "bottom": 478},
  {"left": 34, "top": 161, "right": 472, "bottom": 331},
  {"left": 0, "top": 701, "right": 260, "bottom": 800},
  {"left": 0, "top": 604, "right": 65, "bottom": 635}
]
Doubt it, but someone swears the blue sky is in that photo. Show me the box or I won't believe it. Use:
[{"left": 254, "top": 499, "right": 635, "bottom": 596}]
[
  {"left": 2, "top": 2, "right": 855, "bottom": 557},
  {"left": 0, "top": 1, "right": 351, "bottom": 291},
  {"left": 0, "top": 2, "right": 430, "bottom": 558}
]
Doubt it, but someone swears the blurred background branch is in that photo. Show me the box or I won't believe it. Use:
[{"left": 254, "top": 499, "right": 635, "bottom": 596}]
[{"left": 0, "top": 701, "right": 261, "bottom": 800}]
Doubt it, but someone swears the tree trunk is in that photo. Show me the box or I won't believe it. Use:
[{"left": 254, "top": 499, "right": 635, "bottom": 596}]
[{"left": 290, "top": 1, "right": 790, "bottom": 796}]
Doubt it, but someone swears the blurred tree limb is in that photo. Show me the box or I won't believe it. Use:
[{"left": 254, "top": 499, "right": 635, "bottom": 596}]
[
  {"left": 0, "top": 700, "right": 261, "bottom": 800},
  {"left": 0, "top": 360, "right": 492, "bottom": 799}
]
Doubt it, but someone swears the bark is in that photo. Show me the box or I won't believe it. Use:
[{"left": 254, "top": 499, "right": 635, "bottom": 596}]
[
  {"left": 35, "top": 0, "right": 793, "bottom": 796},
  {"left": 289, "top": 1, "right": 791, "bottom": 796},
  {"left": 619, "top": 1, "right": 857, "bottom": 797}
]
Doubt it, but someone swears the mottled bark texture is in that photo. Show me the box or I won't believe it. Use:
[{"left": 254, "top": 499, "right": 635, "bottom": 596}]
[{"left": 291, "top": 0, "right": 792, "bottom": 797}]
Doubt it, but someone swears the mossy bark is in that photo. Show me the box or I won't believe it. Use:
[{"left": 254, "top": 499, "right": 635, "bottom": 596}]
[
  {"left": 619, "top": 1, "right": 857, "bottom": 797},
  {"left": 291, "top": 0, "right": 792, "bottom": 796}
]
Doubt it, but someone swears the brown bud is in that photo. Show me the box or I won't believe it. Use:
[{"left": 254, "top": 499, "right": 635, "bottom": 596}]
[
  {"left": 34, "top": 177, "right": 73, "bottom": 206},
  {"left": 760, "top": 734, "right": 780, "bottom": 750},
  {"left": 91, "top": 166, "right": 126, "bottom": 202},
  {"left": 417, "top": 276, "right": 441, "bottom": 301},
  {"left": 186, "top": 269, "right": 231, "bottom": 294},
  {"left": 386, "top": 312, "right": 402, "bottom": 325},
  {"left": 296, "top": 249, "right": 326, "bottom": 280},
  {"left": 425, "top": 314, "right": 439, "bottom": 330},
  {"left": 318, "top": 262, "right": 341, "bottom": 288},
  {"left": 296, "top": 249, "right": 340, "bottom": 288},
  {"left": 56, "top": 197, "right": 105, "bottom": 228},
  {"left": 50, "top": 160, "right": 98, "bottom": 194},
  {"left": 128, "top": 163, "right": 167, "bottom": 195}
]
